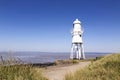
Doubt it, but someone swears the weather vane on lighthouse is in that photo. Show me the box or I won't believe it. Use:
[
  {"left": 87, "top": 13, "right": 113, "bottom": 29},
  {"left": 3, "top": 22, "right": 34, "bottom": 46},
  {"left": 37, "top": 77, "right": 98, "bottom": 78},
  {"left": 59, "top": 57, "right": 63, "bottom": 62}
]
[{"left": 70, "top": 19, "right": 85, "bottom": 60}]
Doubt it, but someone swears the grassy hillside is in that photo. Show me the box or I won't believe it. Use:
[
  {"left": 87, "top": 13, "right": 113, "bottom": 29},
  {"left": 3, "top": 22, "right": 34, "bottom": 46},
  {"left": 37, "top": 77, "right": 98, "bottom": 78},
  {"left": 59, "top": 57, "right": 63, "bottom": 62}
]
[
  {"left": 65, "top": 54, "right": 120, "bottom": 80},
  {"left": 0, "top": 57, "right": 47, "bottom": 80}
]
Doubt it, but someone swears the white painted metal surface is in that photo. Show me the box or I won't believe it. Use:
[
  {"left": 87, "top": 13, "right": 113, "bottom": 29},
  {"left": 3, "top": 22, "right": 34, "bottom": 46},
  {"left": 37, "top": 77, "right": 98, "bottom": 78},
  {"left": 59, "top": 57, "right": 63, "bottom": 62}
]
[{"left": 70, "top": 19, "right": 85, "bottom": 59}]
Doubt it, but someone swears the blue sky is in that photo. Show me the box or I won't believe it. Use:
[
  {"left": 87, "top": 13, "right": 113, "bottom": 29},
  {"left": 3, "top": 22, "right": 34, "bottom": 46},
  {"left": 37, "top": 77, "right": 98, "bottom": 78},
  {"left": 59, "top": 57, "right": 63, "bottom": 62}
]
[{"left": 0, "top": 0, "right": 120, "bottom": 52}]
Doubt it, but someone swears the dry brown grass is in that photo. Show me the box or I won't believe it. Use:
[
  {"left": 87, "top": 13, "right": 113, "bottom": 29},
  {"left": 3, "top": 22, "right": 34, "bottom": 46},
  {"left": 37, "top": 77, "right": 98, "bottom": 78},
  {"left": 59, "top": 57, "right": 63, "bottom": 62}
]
[
  {"left": 0, "top": 56, "right": 48, "bottom": 80},
  {"left": 65, "top": 53, "right": 120, "bottom": 80}
]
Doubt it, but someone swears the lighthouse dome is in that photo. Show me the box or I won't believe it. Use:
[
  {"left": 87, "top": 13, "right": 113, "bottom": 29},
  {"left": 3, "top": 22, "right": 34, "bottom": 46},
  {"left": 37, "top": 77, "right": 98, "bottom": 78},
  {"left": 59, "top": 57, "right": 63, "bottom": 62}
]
[{"left": 73, "top": 19, "right": 81, "bottom": 24}]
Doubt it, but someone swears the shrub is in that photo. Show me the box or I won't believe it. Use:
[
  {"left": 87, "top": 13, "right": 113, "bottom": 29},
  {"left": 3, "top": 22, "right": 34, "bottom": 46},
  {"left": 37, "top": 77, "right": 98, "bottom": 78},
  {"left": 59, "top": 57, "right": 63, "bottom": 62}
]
[{"left": 54, "top": 60, "right": 79, "bottom": 65}]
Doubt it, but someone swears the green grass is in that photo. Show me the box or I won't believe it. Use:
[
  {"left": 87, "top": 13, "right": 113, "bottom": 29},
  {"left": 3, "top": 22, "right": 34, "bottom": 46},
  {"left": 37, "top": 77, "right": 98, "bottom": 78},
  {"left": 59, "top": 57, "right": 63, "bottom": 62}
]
[
  {"left": 0, "top": 56, "right": 48, "bottom": 80},
  {"left": 65, "top": 53, "right": 120, "bottom": 80},
  {"left": 54, "top": 60, "right": 79, "bottom": 65}
]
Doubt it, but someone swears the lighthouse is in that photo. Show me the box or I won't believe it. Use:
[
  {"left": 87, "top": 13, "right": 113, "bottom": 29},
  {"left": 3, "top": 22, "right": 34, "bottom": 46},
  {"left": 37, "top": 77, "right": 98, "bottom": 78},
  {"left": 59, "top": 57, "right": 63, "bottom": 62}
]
[{"left": 70, "top": 19, "right": 85, "bottom": 60}]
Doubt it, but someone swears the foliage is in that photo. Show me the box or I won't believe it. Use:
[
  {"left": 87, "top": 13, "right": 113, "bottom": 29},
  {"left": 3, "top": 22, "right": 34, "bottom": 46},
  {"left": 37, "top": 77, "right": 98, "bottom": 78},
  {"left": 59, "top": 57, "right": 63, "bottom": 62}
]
[
  {"left": 0, "top": 56, "right": 47, "bottom": 80},
  {"left": 54, "top": 60, "right": 79, "bottom": 65},
  {"left": 65, "top": 54, "right": 120, "bottom": 80}
]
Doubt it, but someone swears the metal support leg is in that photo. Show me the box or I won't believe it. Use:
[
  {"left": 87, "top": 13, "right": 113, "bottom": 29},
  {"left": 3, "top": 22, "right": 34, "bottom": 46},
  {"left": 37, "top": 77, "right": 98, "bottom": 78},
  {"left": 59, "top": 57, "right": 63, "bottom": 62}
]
[
  {"left": 78, "top": 44, "right": 81, "bottom": 60},
  {"left": 70, "top": 44, "right": 74, "bottom": 59},
  {"left": 81, "top": 44, "right": 85, "bottom": 59},
  {"left": 76, "top": 46, "right": 79, "bottom": 59}
]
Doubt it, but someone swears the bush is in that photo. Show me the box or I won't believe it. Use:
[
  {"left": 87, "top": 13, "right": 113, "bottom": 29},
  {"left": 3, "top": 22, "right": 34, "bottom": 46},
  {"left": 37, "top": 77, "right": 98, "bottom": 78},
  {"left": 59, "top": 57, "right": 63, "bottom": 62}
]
[
  {"left": 95, "top": 56, "right": 104, "bottom": 60},
  {"left": 54, "top": 60, "right": 79, "bottom": 65}
]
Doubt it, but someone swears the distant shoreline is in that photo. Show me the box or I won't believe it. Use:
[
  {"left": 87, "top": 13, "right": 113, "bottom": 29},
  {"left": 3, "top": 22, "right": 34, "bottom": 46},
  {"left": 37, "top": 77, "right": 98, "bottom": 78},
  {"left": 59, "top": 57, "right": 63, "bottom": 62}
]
[{"left": 0, "top": 52, "right": 112, "bottom": 64}]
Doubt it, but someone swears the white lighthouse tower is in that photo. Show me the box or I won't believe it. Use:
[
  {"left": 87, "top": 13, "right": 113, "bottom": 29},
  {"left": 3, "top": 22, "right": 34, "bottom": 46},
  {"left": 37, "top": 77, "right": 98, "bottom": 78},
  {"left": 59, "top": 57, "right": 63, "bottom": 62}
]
[{"left": 70, "top": 19, "right": 85, "bottom": 60}]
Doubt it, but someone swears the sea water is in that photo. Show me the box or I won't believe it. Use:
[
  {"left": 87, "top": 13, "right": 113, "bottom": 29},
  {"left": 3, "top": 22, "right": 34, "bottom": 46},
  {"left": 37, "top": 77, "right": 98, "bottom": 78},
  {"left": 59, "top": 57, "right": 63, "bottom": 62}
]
[{"left": 0, "top": 52, "right": 110, "bottom": 63}]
